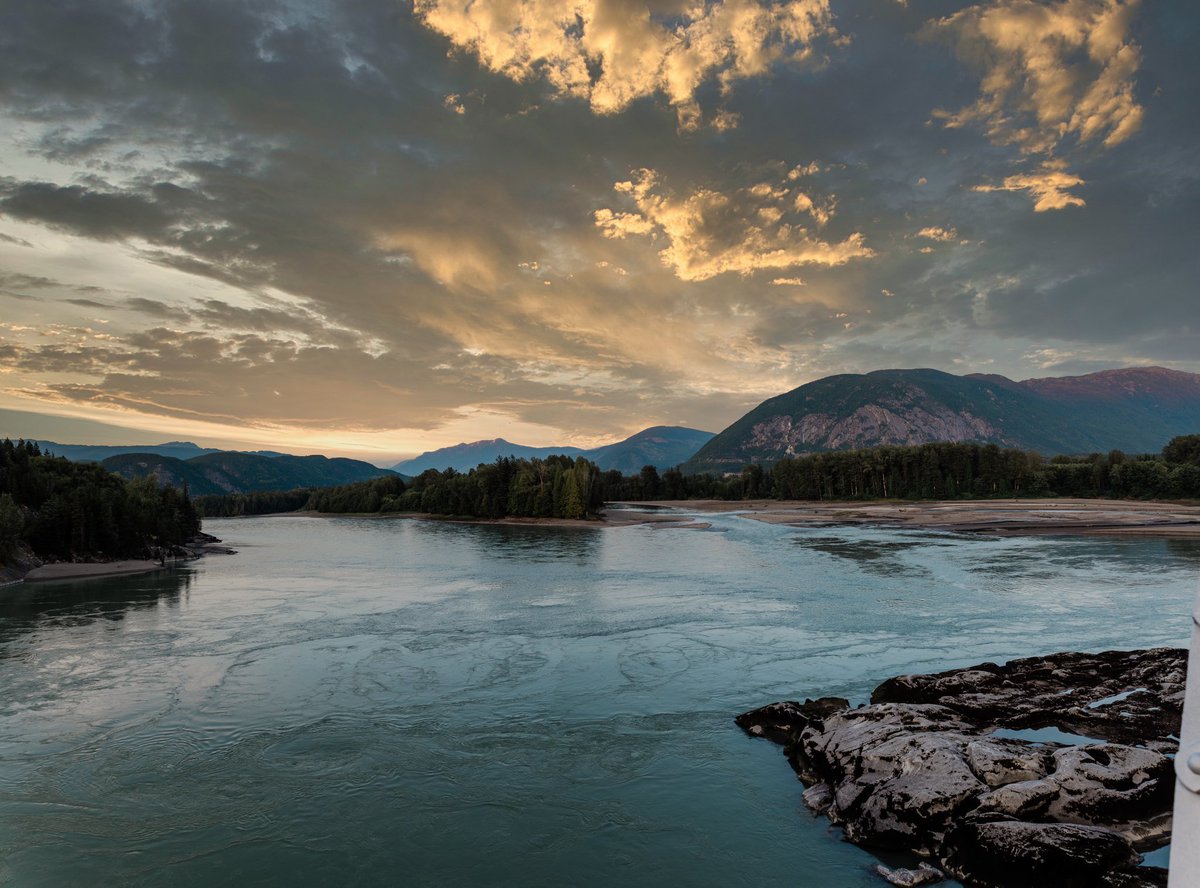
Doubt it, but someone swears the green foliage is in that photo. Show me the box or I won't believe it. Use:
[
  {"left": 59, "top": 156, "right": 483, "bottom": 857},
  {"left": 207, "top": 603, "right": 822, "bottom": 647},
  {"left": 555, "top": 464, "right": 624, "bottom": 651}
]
[
  {"left": 604, "top": 439, "right": 1200, "bottom": 503},
  {"left": 1163, "top": 435, "right": 1200, "bottom": 466},
  {"left": 293, "top": 455, "right": 602, "bottom": 520},
  {"left": 0, "top": 493, "right": 23, "bottom": 557},
  {"left": 193, "top": 489, "right": 315, "bottom": 517},
  {"left": 0, "top": 438, "right": 201, "bottom": 563}
]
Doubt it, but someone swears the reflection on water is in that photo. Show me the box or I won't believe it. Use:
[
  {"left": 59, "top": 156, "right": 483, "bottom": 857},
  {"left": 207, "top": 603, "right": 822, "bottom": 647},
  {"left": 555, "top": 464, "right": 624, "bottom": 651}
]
[
  {"left": 415, "top": 519, "right": 603, "bottom": 563},
  {"left": 0, "top": 568, "right": 193, "bottom": 649},
  {"left": 0, "top": 514, "right": 1195, "bottom": 887}
]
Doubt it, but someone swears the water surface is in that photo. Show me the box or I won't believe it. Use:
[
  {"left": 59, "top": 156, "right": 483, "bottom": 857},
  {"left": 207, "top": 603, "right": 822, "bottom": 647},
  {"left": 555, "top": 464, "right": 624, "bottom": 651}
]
[{"left": 0, "top": 512, "right": 1195, "bottom": 886}]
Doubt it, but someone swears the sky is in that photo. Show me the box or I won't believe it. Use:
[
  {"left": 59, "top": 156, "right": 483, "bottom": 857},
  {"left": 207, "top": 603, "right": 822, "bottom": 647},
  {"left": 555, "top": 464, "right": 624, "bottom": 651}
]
[{"left": 0, "top": 0, "right": 1196, "bottom": 462}]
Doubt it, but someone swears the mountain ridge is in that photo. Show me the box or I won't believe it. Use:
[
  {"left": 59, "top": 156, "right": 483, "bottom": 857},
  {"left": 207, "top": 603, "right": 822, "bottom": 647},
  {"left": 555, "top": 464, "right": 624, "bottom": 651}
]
[
  {"left": 684, "top": 367, "right": 1200, "bottom": 474},
  {"left": 101, "top": 451, "right": 398, "bottom": 496},
  {"left": 393, "top": 425, "right": 714, "bottom": 474}
]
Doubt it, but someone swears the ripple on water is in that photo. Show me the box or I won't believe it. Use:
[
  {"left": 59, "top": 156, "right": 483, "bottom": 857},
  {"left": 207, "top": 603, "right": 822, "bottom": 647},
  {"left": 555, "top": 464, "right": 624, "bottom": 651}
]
[{"left": 0, "top": 515, "right": 1195, "bottom": 886}]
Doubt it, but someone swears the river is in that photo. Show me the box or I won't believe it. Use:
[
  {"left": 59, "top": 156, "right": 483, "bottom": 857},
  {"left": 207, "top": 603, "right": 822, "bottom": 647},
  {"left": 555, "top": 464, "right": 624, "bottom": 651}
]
[{"left": 1, "top": 511, "right": 1196, "bottom": 885}]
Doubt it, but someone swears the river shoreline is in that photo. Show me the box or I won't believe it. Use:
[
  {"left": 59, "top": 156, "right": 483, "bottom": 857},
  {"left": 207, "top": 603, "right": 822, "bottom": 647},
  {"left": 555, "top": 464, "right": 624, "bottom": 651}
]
[
  {"left": 2, "top": 533, "right": 235, "bottom": 587},
  {"left": 216, "top": 498, "right": 1200, "bottom": 536},
  {"left": 632, "top": 497, "right": 1200, "bottom": 537}
]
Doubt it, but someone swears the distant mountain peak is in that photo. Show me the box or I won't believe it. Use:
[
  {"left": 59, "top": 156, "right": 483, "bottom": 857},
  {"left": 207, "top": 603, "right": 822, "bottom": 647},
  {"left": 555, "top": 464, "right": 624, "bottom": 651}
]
[
  {"left": 684, "top": 366, "right": 1200, "bottom": 473},
  {"left": 392, "top": 426, "right": 714, "bottom": 475}
]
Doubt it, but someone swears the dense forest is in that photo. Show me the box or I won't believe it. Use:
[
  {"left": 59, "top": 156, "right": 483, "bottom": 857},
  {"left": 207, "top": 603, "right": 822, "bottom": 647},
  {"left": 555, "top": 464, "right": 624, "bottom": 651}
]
[
  {"left": 193, "top": 488, "right": 315, "bottom": 517},
  {"left": 194, "top": 436, "right": 1200, "bottom": 523},
  {"left": 599, "top": 436, "right": 1200, "bottom": 502},
  {"left": 0, "top": 439, "right": 201, "bottom": 564},
  {"left": 196, "top": 455, "right": 604, "bottom": 520}
]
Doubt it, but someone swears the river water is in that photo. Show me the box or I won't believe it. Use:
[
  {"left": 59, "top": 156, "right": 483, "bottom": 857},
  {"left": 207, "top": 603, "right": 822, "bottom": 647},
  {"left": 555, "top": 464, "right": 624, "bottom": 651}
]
[{"left": 0, "top": 511, "right": 1196, "bottom": 886}]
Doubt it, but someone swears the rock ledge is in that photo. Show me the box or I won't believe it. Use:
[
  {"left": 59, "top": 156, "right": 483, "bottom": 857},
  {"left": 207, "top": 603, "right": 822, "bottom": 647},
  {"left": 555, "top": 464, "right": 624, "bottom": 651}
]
[{"left": 737, "top": 648, "right": 1184, "bottom": 887}]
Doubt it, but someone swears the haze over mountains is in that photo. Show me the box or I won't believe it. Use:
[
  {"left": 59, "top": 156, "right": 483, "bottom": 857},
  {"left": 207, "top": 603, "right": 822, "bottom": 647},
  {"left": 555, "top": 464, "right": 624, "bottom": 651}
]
[
  {"left": 393, "top": 426, "right": 715, "bottom": 475},
  {"left": 33, "top": 440, "right": 288, "bottom": 463},
  {"left": 100, "top": 452, "right": 397, "bottom": 496},
  {"left": 10, "top": 367, "right": 1200, "bottom": 489},
  {"left": 684, "top": 367, "right": 1200, "bottom": 474}
]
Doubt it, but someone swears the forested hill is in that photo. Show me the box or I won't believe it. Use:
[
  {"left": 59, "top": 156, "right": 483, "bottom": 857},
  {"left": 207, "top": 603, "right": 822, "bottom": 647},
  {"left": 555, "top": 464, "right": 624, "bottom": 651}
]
[
  {"left": 196, "top": 455, "right": 603, "bottom": 520},
  {"left": 685, "top": 367, "right": 1200, "bottom": 473},
  {"left": 102, "top": 451, "right": 397, "bottom": 496},
  {"left": 604, "top": 436, "right": 1200, "bottom": 502},
  {"left": 393, "top": 426, "right": 713, "bottom": 474},
  {"left": 0, "top": 439, "right": 200, "bottom": 566}
]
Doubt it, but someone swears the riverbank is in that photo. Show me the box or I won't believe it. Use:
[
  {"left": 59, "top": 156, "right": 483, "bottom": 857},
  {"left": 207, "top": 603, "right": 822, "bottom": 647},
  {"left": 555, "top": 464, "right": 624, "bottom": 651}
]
[
  {"left": 253, "top": 509, "right": 694, "bottom": 529},
  {"left": 631, "top": 498, "right": 1200, "bottom": 537},
  {"left": 3, "top": 533, "right": 235, "bottom": 586},
  {"left": 22, "top": 559, "right": 176, "bottom": 582},
  {"left": 225, "top": 499, "right": 1200, "bottom": 535}
]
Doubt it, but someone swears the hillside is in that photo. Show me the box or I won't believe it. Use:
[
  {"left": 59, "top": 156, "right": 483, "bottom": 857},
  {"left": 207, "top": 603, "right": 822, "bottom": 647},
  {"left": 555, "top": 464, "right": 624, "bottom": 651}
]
[
  {"left": 34, "top": 440, "right": 221, "bottom": 462},
  {"left": 393, "top": 426, "right": 713, "bottom": 474},
  {"left": 684, "top": 367, "right": 1200, "bottom": 474},
  {"left": 586, "top": 426, "right": 714, "bottom": 474},
  {"left": 102, "top": 451, "right": 396, "bottom": 495},
  {"left": 33, "top": 440, "right": 290, "bottom": 462},
  {"left": 394, "top": 439, "right": 586, "bottom": 475}
]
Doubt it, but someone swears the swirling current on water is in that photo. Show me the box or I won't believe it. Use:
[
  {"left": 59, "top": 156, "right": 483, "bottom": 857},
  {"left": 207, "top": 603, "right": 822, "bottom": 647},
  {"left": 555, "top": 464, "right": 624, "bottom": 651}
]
[{"left": 0, "top": 511, "right": 1196, "bottom": 886}]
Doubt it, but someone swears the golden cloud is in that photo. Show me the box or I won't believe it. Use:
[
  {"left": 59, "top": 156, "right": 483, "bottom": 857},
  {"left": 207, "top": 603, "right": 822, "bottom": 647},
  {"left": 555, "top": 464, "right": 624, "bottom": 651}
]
[
  {"left": 594, "top": 167, "right": 873, "bottom": 281},
  {"left": 933, "top": 0, "right": 1143, "bottom": 209},
  {"left": 415, "top": 0, "right": 836, "bottom": 129},
  {"left": 916, "top": 225, "right": 959, "bottom": 242},
  {"left": 972, "top": 161, "right": 1087, "bottom": 211}
]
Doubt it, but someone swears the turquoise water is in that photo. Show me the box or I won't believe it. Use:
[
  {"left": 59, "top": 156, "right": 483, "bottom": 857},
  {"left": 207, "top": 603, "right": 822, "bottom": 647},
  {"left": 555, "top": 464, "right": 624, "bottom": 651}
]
[{"left": 0, "top": 511, "right": 1196, "bottom": 886}]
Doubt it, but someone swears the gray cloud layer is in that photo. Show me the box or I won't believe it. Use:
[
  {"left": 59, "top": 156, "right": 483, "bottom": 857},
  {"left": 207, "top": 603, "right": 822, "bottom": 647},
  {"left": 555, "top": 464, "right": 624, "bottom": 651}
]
[{"left": 0, "top": 0, "right": 1195, "bottom": 449}]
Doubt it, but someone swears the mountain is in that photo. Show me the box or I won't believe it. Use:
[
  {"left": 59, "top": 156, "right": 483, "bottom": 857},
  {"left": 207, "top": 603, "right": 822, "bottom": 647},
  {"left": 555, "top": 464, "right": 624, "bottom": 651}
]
[
  {"left": 586, "top": 426, "right": 715, "bottom": 474},
  {"left": 33, "top": 440, "right": 222, "bottom": 462},
  {"left": 392, "top": 426, "right": 714, "bottom": 474},
  {"left": 683, "top": 367, "right": 1200, "bottom": 474},
  {"left": 394, "top": 439, "right": 587, "bottom": 475},
  {"left": 102, "top": 451, "right": 397, "bottom": 496},
  {"left": 31, "top": 440, "right": 293, "bottom": 462}
]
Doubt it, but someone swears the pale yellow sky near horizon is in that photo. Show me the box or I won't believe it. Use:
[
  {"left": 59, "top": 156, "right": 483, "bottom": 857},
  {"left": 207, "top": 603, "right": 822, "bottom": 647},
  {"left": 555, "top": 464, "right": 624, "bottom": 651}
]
[{"left": 2, "top": 0, "right": 1195, "bottom": 459}]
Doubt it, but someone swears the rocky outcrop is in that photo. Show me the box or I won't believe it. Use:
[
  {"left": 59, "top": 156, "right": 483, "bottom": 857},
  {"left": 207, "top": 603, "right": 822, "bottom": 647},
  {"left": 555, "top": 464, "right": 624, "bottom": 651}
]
[{"left": 737, "top": 648, "right": 1182, "bottom": 887}]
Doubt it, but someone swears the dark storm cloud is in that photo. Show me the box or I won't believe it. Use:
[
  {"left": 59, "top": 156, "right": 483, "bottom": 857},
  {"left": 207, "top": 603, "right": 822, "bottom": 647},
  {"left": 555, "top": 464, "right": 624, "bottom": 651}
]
[
  {"left": 0, "top": 181, "right": 179, "bottom": 240},
  {"left": 0, "top": 0, "right": 1195, "bottom": 446}
]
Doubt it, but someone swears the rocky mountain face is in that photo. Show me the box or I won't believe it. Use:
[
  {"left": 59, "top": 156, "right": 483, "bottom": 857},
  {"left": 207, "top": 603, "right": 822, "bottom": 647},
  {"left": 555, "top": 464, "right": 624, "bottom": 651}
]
[
  {"left": 102, "top": 452, "right": 397, "bottom": 496},
  {"left": 393, "top": 426, "right": 714, "bottom": 474},
  {"left": 684, "top": 367, "right": 1200, "bottom": 473}
]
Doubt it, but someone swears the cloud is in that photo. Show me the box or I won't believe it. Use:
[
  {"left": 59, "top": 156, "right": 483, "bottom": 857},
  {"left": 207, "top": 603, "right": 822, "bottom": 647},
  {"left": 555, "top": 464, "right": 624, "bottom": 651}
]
[
  {"left": 415, "top": 0, "right": 837, "bottom": 129},
  {"left": 0, "top": 181, "right": 179, "bottom": 240},
  {"left": 594, "top": 166, "right": 873, "bottom": 281},
  {"left": 0, "top": 0, "right": 1196, "bottom": 450},
  {"left": 932, "top": 0, "right": 1143, "bottom": 208},
  {"left": 916, "top": 225, "right": 959, "bottom": 242},
  {"left": 972, "top": 161, "right": 1086, "bottom": 211}
]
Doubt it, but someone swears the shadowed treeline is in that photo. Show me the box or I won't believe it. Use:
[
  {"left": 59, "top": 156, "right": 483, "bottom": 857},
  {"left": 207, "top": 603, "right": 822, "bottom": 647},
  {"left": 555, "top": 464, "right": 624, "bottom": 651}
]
[
  {"left": 1, "top": 439, "right": 201, "bottom": 564},
  {"left": 195, "top": 436, "right": 1200, "bottom": 521}
]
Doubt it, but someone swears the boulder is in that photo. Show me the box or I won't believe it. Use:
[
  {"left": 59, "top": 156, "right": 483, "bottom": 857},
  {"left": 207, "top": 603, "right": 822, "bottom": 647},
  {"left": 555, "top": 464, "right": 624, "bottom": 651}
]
[{"left": 736, "top": 647, "right": 1183, "bottom": 886}]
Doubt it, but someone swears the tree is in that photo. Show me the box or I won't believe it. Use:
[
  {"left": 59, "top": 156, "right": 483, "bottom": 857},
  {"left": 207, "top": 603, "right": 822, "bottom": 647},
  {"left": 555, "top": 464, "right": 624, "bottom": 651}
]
[
  {"left": 1164, "top": 435, "right": 1200, "bottom": 466},
  {"left": 0, "top": 493, "right": 23, "bottom": 559}
]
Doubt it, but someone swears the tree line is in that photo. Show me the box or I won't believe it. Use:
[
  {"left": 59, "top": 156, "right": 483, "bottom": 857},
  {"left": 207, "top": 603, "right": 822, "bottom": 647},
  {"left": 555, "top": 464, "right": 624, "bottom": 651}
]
[
  {"left": 0, "top": 439, "right": 201, "bottom": 563},
  {"left": 196, "top": 455, "right": 604, "bottom": 520},
  {"left": 600, "top": 436, "right": 1200, "bottom": 502},
  {"left": 194, "top": 434, "right": 1200, "bottom": 523}
]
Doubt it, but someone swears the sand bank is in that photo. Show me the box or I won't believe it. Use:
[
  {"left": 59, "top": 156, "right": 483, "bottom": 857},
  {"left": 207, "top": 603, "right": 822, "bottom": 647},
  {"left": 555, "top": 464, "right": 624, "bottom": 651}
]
[
  {"left": 630, "top": 498, "right": 1200, "bottom": 537},
  {"left": 22, "top": 560, "right": 172, "bottom": 582}
]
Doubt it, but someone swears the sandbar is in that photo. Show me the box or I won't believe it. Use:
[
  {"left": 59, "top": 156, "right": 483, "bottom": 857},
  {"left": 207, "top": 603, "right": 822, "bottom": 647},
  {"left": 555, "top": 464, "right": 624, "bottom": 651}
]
[
  {"left": 631, "top": 498, "right": 1200, "bottom": 537},
  {"left": 22, "top": 560, "right": 172, "bottom": 582}
]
